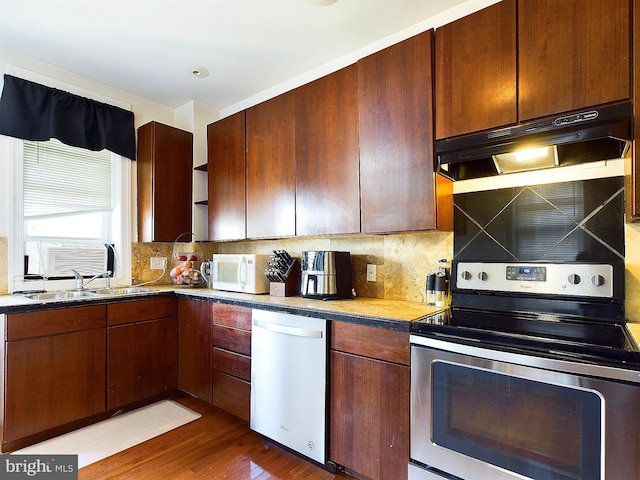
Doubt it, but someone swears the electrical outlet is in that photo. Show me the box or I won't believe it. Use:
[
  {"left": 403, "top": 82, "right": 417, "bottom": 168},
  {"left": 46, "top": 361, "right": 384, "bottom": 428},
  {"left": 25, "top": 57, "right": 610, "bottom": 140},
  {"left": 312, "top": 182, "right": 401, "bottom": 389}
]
[
  {"left": 366, "top": 264, "right": 376, "bottom": 282},
  {"left": 150, "top": 257, "right": 167, "bottom": 270}
]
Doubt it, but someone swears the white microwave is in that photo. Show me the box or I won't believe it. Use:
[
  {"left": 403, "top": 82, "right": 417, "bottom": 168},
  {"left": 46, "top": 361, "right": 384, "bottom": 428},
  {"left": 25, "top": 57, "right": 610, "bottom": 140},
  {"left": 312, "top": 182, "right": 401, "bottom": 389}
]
[{"left": 202, "top": 254, "right": 270, "bottom": 294}]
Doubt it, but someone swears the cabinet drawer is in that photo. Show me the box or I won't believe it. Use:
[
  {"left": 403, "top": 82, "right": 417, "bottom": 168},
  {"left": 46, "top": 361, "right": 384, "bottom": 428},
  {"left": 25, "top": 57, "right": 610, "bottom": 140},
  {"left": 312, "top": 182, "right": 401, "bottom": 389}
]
[
  {"left": 213, "top": 347, "right": 250, "bottom": 381},
  {"left": 331, "top": 322, "right": 410, "bottom": 366},
  {"left": 212, "top": 370, "right": 250, "bottom": 421},
  {"left": 6, "top": 305, "right": 106, "bottom": 341},
  {"left": 107, "top": 297, "right": 177, "bottom": 326},
  {"left": 213, "top": 325, "right": 251, "bottom": 356},
  {"left": 213, "top": 303, "right": 252, "bottom": 330}
]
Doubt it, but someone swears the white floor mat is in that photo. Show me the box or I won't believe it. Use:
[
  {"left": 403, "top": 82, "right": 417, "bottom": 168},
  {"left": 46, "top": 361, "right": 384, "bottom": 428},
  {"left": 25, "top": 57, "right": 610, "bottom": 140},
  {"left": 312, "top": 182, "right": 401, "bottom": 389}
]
[{"left": 13, "top": 399, "right": 201, "bottom": 469}]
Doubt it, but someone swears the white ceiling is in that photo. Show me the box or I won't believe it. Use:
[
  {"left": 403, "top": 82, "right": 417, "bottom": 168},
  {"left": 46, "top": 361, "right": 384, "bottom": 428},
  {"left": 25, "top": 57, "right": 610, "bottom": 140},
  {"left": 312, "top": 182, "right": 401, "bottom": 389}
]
[{"left": 0, "top": 0, "right": 484, "bottom": 112}]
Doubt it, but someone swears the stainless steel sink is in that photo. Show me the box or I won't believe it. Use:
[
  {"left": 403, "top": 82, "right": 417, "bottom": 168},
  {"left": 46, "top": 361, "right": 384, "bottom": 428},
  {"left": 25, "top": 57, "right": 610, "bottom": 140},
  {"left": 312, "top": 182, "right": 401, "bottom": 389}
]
[
  {"left": 23, "top": 290, "right": 102, "bottom": 301},
  {"left": 20, "top": 286, "right": 157, "bottom": 302},
  {"left": 90, "top": 287, "right": 157, "bottom": 295}
]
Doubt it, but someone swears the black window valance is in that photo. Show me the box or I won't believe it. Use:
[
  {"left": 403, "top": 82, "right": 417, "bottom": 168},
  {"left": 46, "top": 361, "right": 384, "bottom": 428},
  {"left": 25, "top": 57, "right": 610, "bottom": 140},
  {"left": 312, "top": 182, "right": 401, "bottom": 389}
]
[{"left": 0, "top": 74, "right": 136, "bottom": 160}]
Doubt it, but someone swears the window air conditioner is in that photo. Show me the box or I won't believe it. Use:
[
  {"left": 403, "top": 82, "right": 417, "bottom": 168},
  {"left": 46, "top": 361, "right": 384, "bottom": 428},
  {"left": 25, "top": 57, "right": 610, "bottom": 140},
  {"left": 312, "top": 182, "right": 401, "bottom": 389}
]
[{"left": 26, "top": 242, "right": 108, "bottom": 277}]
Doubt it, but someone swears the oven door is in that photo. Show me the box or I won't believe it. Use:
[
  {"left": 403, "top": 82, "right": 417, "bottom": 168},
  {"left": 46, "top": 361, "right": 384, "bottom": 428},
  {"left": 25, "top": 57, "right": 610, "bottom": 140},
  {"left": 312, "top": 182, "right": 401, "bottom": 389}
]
[{"left": 410, "top": 336, "right": 640, "bottom": 480}]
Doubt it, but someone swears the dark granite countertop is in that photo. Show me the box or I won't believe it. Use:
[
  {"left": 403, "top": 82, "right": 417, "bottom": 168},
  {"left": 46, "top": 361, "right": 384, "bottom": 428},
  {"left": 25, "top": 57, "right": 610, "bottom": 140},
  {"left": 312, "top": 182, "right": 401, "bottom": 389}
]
[{"left": 0, "top": 287, "right": 445, "bottom": 331}]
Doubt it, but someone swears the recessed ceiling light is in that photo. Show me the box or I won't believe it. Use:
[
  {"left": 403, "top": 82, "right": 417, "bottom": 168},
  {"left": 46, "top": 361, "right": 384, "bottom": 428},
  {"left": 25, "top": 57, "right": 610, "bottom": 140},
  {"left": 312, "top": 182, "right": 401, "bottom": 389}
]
[
  {"left": 309, "top": 0, "right": 338, "bottom": 6},
  {"left": 188, "top": 65, "right": 210, "bottom": 78}
]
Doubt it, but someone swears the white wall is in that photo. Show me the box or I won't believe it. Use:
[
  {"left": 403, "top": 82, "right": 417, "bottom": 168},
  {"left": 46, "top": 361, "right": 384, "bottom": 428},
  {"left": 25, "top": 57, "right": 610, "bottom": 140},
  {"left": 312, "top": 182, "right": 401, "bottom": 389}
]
[{"left": 175, "top": 100, "right": 219, "bottom": 238}]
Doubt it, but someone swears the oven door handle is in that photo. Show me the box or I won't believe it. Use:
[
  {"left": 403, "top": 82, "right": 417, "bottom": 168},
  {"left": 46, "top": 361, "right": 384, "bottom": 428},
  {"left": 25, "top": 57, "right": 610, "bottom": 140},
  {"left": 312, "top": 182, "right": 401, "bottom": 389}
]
[{"left": 410, "top": 334, "right": 640, "bottom": 384}]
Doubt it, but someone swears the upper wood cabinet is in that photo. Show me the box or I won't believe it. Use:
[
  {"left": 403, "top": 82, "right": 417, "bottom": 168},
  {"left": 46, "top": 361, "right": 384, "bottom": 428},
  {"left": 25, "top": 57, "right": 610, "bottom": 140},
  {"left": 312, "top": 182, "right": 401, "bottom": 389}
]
[
  {"left": 359, "top": 30, "right": 442, "bottom": 233},
  {"left": 435, "top": 0, "right": 517, "bottom": 139},
  {"left": 518, "top": 0, "right": 631, "bottom": 121},
  {"left": 137, "top": 121, "right": 193, "bottom": 242},
  {"left": 294, "top": 65, "right": 360, "bottom": 236},
  {"left": 207, "top": 111, "right": 246, "bottom": 241},
  {"left": 436, "top": 0, "right": 631, "bottom": 139},
  {"left": 246, "top": 92, "right": 296, "bottom": 239},
  {"left": 628, "top": 0, "right": 640, "bottom": 222}
]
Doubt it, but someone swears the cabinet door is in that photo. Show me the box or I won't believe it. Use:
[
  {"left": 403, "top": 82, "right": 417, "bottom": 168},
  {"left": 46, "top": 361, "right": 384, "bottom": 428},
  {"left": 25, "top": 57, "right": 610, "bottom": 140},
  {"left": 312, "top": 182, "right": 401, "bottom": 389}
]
[
  {"left": 107, "top": 317, "right": 178, "bottom": 409},
  {"left": 246, "top": 92, "right": 296, "bottom": 239},
  {"left": 294, "top": 65, "right": 360, "bottom": 236},
  {"left": 137, "top": 121, "right": 193, "bottom": 242},
  {"left": 330, "top": 351, "right": 410, "bottom": 480},
  {"left": 435, "top": 0, "right": 517, "bottom": 139},
  {"left": 518, "top": 0, "right": 631, "bottom": 121},
  {"left": 359, "top": 30, "right": 437, "bottom": 233},
  {"left": 4, "top": 329, "right": 106, "bottom": 442},
  {"left": 178, "top": 298, "right": 213, "bottom": 403},
  {"left": 630, "top": 0, "right": 640, "bottom": 221},
  {"left": 207, "top": 111, "right": 246, "bottom": 241}
]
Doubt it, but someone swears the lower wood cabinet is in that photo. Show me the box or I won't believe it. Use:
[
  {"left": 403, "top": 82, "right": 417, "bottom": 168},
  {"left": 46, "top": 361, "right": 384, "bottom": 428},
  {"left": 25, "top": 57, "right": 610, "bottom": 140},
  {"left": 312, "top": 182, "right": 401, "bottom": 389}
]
[
  {"left": 330, "top": 322, "right": 410, "bottom": 480},
  {"left": 212, "top": 303, "right": 252, "bottom": 421},
  {"left": 107, "top": 297, "right": 178, "bottom": 409},
  {"left": 178, "top": 297, "right": 213, "bottom": 402},
  {"left": 2, "top": 305, "right": 107, "bottom": 450}
]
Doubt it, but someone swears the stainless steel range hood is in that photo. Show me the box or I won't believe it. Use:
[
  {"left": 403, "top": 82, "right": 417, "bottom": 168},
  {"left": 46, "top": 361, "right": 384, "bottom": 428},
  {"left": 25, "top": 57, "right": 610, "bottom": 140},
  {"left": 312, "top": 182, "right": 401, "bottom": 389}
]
[{"left": 436, "top": 102, "right": 632, "bottom": 181}]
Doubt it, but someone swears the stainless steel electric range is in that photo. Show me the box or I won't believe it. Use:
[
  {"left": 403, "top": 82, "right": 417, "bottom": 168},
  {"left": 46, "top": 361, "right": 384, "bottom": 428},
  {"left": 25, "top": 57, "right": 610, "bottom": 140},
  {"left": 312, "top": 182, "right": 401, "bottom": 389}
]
[{"left": 409, "top": 260, "right": 640, "bottom": 480}]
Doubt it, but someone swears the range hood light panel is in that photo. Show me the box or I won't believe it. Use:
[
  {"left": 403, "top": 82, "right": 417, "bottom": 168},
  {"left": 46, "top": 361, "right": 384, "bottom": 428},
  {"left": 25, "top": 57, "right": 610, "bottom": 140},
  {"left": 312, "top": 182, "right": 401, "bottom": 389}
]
[{"left": 493, "top": 145, "right": 559, "bottom": 174}]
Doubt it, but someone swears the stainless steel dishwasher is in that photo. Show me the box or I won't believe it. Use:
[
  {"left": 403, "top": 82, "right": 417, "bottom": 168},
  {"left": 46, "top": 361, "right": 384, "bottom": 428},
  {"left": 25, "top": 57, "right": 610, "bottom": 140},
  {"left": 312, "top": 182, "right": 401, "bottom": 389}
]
[{"left": 250, "top": 309, "right": 327, "bottom": 465}]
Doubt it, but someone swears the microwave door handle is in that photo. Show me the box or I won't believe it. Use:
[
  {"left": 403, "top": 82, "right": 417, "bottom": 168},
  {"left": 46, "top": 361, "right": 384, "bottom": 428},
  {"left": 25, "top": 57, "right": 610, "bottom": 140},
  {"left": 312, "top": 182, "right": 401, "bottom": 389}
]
[{"left": 238, "top": 257, "right": 247, "bottom": 288}]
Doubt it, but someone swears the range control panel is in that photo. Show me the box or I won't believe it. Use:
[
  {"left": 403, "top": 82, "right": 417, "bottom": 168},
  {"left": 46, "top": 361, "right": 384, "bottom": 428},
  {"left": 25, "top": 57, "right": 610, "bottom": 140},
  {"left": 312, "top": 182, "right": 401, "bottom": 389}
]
[{"left": 455, "top": 262, "right": 614, "bottom": 298}]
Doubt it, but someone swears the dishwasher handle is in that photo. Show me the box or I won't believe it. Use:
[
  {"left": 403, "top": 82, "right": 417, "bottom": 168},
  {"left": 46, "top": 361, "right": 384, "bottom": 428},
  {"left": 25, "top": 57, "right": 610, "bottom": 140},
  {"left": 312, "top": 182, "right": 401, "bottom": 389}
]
[{"left": 253, "top": 318, "right": 324, "bottom": 338}]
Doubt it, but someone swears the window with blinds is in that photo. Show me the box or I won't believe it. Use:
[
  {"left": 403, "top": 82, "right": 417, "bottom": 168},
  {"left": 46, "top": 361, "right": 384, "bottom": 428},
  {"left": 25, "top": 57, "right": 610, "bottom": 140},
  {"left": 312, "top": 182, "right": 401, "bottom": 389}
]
[{"left": 23, "top": 138, "right": 113, "bottom": 240}]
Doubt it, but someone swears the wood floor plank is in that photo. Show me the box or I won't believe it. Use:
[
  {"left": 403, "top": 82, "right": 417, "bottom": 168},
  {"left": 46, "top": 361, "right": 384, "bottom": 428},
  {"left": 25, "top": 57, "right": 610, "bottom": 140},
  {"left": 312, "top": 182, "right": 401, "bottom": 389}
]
[{"left": 79, "top": 395, "right": 353, "bottom": 480}]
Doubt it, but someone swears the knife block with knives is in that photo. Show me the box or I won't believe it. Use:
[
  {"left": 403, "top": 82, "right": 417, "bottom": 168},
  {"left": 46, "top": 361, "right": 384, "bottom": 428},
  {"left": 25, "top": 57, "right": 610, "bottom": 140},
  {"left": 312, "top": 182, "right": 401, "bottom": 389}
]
[{"left": 266, "top": 250, "right": 301, "bottom": 297}]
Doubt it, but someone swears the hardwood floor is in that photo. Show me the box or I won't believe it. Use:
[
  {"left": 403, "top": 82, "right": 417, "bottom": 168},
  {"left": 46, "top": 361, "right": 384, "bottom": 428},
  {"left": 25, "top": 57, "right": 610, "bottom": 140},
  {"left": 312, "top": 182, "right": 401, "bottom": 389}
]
[{"left": 79, "top": 394, "right": 354, "bottom": 480}]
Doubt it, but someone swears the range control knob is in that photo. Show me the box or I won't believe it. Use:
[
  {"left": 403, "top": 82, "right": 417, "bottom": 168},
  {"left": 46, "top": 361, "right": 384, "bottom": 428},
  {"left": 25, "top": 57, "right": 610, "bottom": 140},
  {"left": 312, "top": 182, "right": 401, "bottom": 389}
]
[
  {"left": 591, "top": 274, "right": 606, "bottom": 287},
  {"left": 478, "top": 271, "right": 489, "bottom": 281},
  {"left": 567, "top": 274, "right": 582, "bottom": 285},
  {"left": 461, "top": 270, "right": 472, "bottom": 281}
]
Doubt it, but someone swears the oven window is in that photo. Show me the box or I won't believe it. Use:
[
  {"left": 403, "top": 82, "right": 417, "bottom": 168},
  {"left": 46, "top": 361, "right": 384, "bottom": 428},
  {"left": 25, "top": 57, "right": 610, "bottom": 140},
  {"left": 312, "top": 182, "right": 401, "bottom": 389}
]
[{"left": 432, "top": 362, "right": 602, "bottom": 480}]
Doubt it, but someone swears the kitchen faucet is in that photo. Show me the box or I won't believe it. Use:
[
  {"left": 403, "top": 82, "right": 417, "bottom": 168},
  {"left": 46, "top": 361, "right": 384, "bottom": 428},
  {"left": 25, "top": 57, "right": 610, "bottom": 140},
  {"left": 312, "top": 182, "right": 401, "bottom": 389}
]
[{"left": 71, "top": 269, "right": 112, "bottom": 290}]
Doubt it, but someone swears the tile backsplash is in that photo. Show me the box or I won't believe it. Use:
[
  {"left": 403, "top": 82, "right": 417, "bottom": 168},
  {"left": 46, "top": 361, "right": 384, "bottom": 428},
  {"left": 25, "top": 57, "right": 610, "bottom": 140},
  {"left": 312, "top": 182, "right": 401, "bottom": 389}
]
[
  {"left": 2, "top": 211, "right": 640, "bottom": 319},
  {"left": 133, "top": 231, "right": 453, "bottom": 303},
  {"left": 453, "top": 177, "right": 625, "bottom": 262}
]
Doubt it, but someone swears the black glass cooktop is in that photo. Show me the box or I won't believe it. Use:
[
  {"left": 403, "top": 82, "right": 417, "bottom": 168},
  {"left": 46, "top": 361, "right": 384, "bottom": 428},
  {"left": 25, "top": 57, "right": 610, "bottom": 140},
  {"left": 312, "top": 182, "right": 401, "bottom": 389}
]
[{"left": 411, "top": 308, "right": 640, "bottom": 369}]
